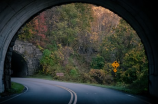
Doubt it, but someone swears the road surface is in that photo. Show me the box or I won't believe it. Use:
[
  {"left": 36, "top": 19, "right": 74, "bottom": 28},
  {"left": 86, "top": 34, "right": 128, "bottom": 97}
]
[{"left": 0, "top": 78, "right": 155, "bottom": 104}]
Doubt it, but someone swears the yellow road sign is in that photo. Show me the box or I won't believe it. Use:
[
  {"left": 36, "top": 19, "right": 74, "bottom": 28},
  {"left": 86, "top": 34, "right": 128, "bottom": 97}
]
[
  {"left": 112, "top": 61, "right": 119, "bottom": 68},
  {"left": 113, "top": 69, "right": 117, "bottom": 73}
]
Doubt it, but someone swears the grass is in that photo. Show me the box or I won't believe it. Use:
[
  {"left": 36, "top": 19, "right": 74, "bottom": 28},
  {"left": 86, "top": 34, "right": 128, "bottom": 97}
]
[
  {"left": 28, "top": 74, "right": 147, "bottom": 95},
  {"left": 85, "top": 83, "right": 144, "bottom": 95},
  {"left": 0, "top": 82, "right": 25, "bottom": 97}
]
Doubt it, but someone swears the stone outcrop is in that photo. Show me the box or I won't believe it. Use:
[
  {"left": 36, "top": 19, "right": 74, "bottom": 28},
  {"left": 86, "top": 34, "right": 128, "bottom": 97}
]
[{"left": 13, "top": 40, "right": 42, "bottom": 75}]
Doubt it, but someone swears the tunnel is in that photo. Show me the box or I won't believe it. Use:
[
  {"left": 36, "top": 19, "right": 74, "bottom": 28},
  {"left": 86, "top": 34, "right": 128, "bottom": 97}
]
[
  {"left": 11, "top": 51, "right": 28, "bottom": 77},
  {"left": 0, "top": 0, "right": 158, "bottom": 97}
]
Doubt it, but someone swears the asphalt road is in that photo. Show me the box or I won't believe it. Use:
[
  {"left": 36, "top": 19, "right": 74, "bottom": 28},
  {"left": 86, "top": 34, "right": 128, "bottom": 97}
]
[{"left": 0, "top": 78, "right": 155, "bottom": 104}]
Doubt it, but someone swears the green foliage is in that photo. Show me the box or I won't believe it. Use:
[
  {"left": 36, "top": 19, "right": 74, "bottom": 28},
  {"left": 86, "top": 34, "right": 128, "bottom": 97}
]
[
  {"left": 70, "top": 69, "right": 78, "bottom": 76},
  {"left": 99, "top": 18, "right": 148, "bottom": 93},
  {"left": 40, "top": 49, "right": 64, "bottom": 74},
  {"left": 121, "top": 47, "right": 148, "bottom": 90},
  {"left": 51, "top": 4, "right": 81, "bottom": 46},
  {"left": 103, "top": 62, "right": 113, "bottom": 73},
  {"left": 129, "top": 68, "right": 148, "bottom": 93},
  {"left": 40, "top": 49, "right": 52, "bottom": 66},
  {"left": 18, "top": 22, "right": 34, "bottom": 41},
  {"left": 91, "top": 55, "right": 105, "bottom": 69},
  {"left": 100, "top": 19, "right": 139, "bottom": 63}
]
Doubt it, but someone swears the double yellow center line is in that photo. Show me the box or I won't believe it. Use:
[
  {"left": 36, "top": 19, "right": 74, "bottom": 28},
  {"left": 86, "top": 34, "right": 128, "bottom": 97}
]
[
  {"left": 54, "top": 85, "right": 77, "bottom": 104},
  {"left": 24, "top": 79, "right": 78, "bottom": 104}
]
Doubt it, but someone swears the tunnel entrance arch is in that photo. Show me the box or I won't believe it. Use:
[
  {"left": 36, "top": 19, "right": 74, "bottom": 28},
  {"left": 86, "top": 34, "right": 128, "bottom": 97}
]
[
  {"left": 0, "top": 0, "right": 158, "bottom": 97},
  {"left": 11, "top": 51, "right": 28, "bottom": 77},
  {"left": 13, "top": 39, "right": 42, "bottom": 76}
]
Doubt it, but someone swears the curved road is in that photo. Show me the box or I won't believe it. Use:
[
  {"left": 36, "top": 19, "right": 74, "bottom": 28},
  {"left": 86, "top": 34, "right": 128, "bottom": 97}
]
[{"left": 0, "top": 78, "right": 154, "bottom": 104}]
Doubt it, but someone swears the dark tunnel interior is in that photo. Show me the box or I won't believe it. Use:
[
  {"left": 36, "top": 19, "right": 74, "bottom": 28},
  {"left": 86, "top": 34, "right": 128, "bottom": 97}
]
[{"left": 11, "top": 51, "right": 28, "bottom": 77}]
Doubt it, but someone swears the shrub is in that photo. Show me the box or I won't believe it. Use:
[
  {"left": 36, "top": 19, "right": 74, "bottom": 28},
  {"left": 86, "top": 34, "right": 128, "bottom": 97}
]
[
  {"left": 70, "top": 69, "right": 78, "bottom": 76},
  {"left": 89, "top": 69, "right": 106, "bottom": 84},
  {"left": 91, "top": 55, "right": 105, "bottom": 69},
  {"left": 89, "top": 69, "right": 113, "bottom": 84},
  {"left": 80, "top": 73, "right": 96, "bottom": 83}
]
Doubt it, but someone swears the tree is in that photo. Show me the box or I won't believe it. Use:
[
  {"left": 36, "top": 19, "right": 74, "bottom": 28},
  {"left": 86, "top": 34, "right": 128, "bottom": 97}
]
[
  {"left": 101, "top": 19, "right": 140, "bottom": 68},
  {"left": 91, "top": 55, "right": 105, "bottom": 69},
  {"left": 121, "top": 44, "right": 148, "bottom": 84}
]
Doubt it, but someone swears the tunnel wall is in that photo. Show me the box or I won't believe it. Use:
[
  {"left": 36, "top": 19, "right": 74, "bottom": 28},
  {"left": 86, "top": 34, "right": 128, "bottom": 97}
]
[{"left": 0, "top": 0, "right": 158, "bottom": 97}]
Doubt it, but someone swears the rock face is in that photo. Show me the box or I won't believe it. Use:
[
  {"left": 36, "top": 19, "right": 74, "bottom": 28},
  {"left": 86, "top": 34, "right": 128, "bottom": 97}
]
[{"left": 13, "top": 40, "right": 42, "bottom": 75}]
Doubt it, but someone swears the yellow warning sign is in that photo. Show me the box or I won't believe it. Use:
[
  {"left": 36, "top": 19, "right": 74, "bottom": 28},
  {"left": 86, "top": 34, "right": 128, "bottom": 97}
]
[
  {"left": 112, "top": 61, "right": 119, "bottom": 73},
  {"left": 112, "top": 61, "right": 119, "bottom": 68},
  {"left": 113, "top": 69, "right": 117, "bottom": 73}
]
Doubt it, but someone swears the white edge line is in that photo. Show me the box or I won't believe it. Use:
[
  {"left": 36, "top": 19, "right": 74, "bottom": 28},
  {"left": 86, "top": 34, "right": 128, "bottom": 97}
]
[
  {"left": 0, "top": 85, "right": 28, "bottom": 104},
  {"left": 127, "top": 94, "right": 152, "bottom": 104}
]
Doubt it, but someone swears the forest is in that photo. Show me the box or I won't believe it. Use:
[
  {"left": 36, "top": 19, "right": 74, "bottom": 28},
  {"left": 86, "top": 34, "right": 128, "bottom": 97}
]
[{"left": 17, "top": 3, "right": 148, "bottom": 94}]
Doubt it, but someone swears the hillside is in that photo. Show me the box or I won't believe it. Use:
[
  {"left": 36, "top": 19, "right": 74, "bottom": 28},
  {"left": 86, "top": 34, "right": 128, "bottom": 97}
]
[{"left": 17, "top": 3, "right": 148, "bottom": 93}]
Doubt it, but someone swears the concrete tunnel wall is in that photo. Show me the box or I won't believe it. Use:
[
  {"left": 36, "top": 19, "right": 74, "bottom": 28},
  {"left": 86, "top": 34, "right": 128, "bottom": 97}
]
[
  {"left": 11, "top": 51, "right": 28, "bottom": 77},
  {"left": 0, "top": 0, "right": 158, "bottom": 97}
]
